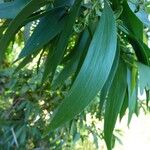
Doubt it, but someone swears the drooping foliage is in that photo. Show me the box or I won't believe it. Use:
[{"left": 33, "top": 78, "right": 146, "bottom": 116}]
[{"left": 0, "top": 0, "right": 150, "bottom": 149}]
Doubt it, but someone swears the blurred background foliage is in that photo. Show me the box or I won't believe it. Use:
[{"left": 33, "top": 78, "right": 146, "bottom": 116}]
[{"left": 0, "top": 51, "right": 108, "bottom": 149}]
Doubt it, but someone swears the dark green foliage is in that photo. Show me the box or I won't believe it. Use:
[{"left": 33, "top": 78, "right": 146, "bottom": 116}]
[{"left": 0, "top": 0, "right": 150, "bottom": 149}]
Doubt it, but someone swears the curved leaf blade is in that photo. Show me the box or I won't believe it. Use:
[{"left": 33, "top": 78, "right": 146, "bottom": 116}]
[
  {"left": 51, "top": 30, "right": 91, "bottom": 89},
  {"left": 46, "top": 2, "right": 117, "bottom": 131},
  {"left": 0, "top": 0, "right": 29, "bottom": 19},
  {"left": 104, "top": 60, "right": 127, "bottom": 150},
  {"left": 0, "top": 0, "right": 50, "bottom": 63},
  {"left": 121, "top": 1, "right": 143, "bottom": 40},
  {"left": 99, "top": 45, "right": 120, "bottom": 117},
  {"left": 128, "top": 2, "right": 150, "bottom": 28},
  {"left": 138, "top": 62, "right": 150, "bottom": 91},
  {"left": 127, "top": 67, "right": 138, "bottom": 124},
  {"left": 42, "top": 0, "right": 82, "bottom": 82},
  {"left": 17, "top": 7, "right": 66, "bottom": 60}
]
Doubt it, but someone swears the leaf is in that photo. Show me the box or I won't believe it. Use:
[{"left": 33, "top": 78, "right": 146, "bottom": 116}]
[
  {"left": 145, "top": 2, "right": 150, "bottom": 14},
  {"left": 128, "top": 2, "right": 150, "bottom": 28},
  {"left": 121, "top": 1, "right": 143, "bottom": 40},
  {"left": 145, "top": 90, "right": 150, "bottom": 108},
  {"left": 51, "top": 30, "right": 90, "bottom": 89},
  {"left": 17, "top": 6, "right": 66, "bottom": 60},
  {"left": 127, "top": 68, "right": 138, "bottom": 124},
  {"left": 138, "top": 62, "right": 150, "bottom": 92},
  {"left": 45, "top": 2, "right": 117, "bottom": 132},
  {"left": 0, "top": 0, "right": 29, "bottom": 19},
  {"left": 0, "top": 0, "right": 50, "bottom": 63},
  {"left": 119, "top": 12, "right": 150, "bottom": 65},
  {"left": 14, "top": 55, "right": 33, "bottom": 73},
  {"left": 54, "top": 0, "right": 75, "bottom": 7},
  {"left": 119, "top": 92, "right": 128, "bottom": 121},
  {"left": 104, "top": 60, "right": 127, "bottom": 150},
  {"left": 0, "top": 20, "right": 10, "bottom": 39},
  {"left": 120, "top": 2, "right": 150, "bottom": 66},
  {"left": 99, "top": 44, "right": 120, "bottom": 117},
  {"left": 109, "top": 0, "right": 119, "bottom": 10},
  {"left": 42, "top": 0, "right": 82, "bottom": 82},
  {"left": 130, "top": 38, "right": 150, "bottom": 65}
]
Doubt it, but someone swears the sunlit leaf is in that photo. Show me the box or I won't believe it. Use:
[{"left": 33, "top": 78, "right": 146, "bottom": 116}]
[
  {"left": 0, "top": 0, "right": 50, "bottom": 62},
  {"left": 128, "top": 2, "right": 150, "bottom": 28}
]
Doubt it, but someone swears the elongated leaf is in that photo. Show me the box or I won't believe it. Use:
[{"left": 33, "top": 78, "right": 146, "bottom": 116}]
[
  {"left": 127, "top": 68, "right": 138, "bottom": 124},
  {"left": 0, "top": 0, "right": 29, "bottom": 19},
  {"left": 99, "top": 44, "right": 120, "bottom": 117},
  {"left": 54, "top": 0, "right": 75, "bottom": 7},
  {"left": 17, "top": 6, "right": 66, "bottom": 60},
  {"left": 138, "top": 62, "right": 150, "bottom": 92},
  {"left": 14, "top": 53, "right": 37, "bottom": 73},
  {"left": 51, "top": 30, "right": 90, "bottom": 89},
  {"left": 45, "top": 2, "right": 117, "bottom": 131},
  {"left": 104, "top": 60, "right": 127, "bottom": 150},
  {"left": 145, "top": 90, "right": 150, "bottom": 108},
  {"left": 0, "top": 0, "right": 50, "bottom": 62},
  {"left": 119, "top": 92, "right": 128, "bottom": 121},
  {"left": 14, "top": 56, "right": 31, "bottom": 73},
  {"left": 118, "top": 21, "right": 150, "bottom": 65},
  {"left": 0, "top": 20, "right": 10, "bottom": 39},
  {"left": 128, "top": 2, "right": 150, "bottom": 28},
  {"left": 121, "top": 1, "right": 143, "bottom": 40},
  {"left": 120, "top": 2, "right": 150, "bottom": 66},
  {"left": 130, "top": 38, "right": 150, "bottom": 65},
  {"left": 42, "top": 0, "right": 82, "bottom": 82},
  {"left": 110, "top": 0, "right": 119, "bottom": 10}
]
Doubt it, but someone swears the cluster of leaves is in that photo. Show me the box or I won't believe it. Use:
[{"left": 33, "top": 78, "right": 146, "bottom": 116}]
[
  {"left": 0, "top": 0, "right": 150, "bottom": 149},
  {"left": 0, "top": 66, "right": 107, "bottom": 149}
]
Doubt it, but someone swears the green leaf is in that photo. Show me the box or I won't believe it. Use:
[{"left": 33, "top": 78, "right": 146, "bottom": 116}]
[
  {"left": 45, "top": 2, "right": 117, "bottom": 132},
  {"left": 0, "top": 0, "right": 50, "bottom": 63},
  {"left": 119, "top": 92, "right": 128, "bottom": 121},
  {"left": 104, "top": 60, "right": 127, "bottom": 150},
  {"left": 17, "top": 6, "right": 66, "bottom": 60},
  {"left": 120, "top": 2, "right": 150, "bottom": 66},
  {"left": 145, "top": 2, "right": 150, "bottom": 14},
  {"left": 14, "top": 53, "right": 37, "bottom": 73},
  {"left": 109, "top": 0, "right": 120, "bottom": 10},
  {"left": 99, "top": 44, "right": 120, "bottom": 117},
  {"left": 145, "top": 90, "right": 150, "bottom": 108},
  {"left": 130, "top": 38, "right": 150, "bottom": 66},
  {"left": 54, "top": 0, "right": 75, "bottom": 7},
  {"left": 121, "top": 1, "right": 143, "bottom": 40},
  {"left": 138, "top": 62, "right": 150, "bottom": 92},
  {"left": 0, "top": 0, "right": 29, "bottom": 19},
  {"left": 118, "top": 18, "right": 150, "bottom": 65},
  {"left": 127, "top": 68, "right": 138, "bottom": 124},
  {"left": 128, "top": 2, "right": 150, "bottom": 28},
  {"left": 51, "top": 30, "right": 90, "bottom": 89},
  {"left": 0, "top": 20, "right": 10, "bottom": 39},
  {"left": 42, "top": 0, "right": 82, "bottom": 82}
]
